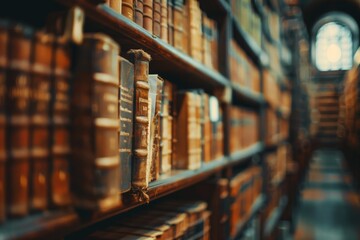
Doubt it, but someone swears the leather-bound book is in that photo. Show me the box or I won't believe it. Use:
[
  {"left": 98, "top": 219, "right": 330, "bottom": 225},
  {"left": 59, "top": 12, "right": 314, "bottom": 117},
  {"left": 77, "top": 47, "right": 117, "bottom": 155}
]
[
  {"left": 122, "top": 0, "right": 134, "bottom": 20},
  {"left": 145, "top": 210, "right": 187, "bottom": 238},
  {"left": 127, "top": 49, "right": 151, "bottom": 199},
  {"left": 29, "top": 32, "right": 54, "bottom": 211},
  {"left": 182, "top": 0, "right": 189, "bottom": 54},
  {"left": 106, "top": 226, "right": 164, "bottom": 239},
  {"left": 49, "top": 36, "right": 72, "bottom": 207},
  {"left": 118, "top": 57, "right": 134, "bottom": 193},
  {"left": 188, "top": 0, "right": 202, "bottom": 61},
  {"left": 167, "top": 0, "right": 174, "bottom": 46},
  {"left": 209, "top": 96, "right": 223, "bottom": 159},
  {"left": 134, "top": 0, "right": 144, "bottom": 27},
  {"left": 173, "top": 91, "right": 201, "bottom": 170},
  {"left": 149, "top": 75, "right": 163, "bottom": 181},
  {"left": 0, "top": 20, "right": 8, "bottom": 222},
  {"left": 6, "top": 24, "right": 33, "bottom": 217},
  {"left": 209, "top": 18, "right": 218, "bottom": 70},
  {"left": 201, "top": 14, "right": 211, "bottom": 67},
  {"left": 107, "top": 0, "right": 122, "bottom": 13},
  {"left": 160, "top": 80, "right": 173, "bottom": 174},
  {"left": 173, "top": 0, "right": 184, "bottom": 51},
  {"left": 202, "top": 94, "right": 211, "bottom": 162},
  {"left": 89, "top": 231, "right": 155, "bottom": 239},
  {"left": 143, "top": 0, "right": 153, "bottom": 33},
  {"left": 160, "top": 0, "right": 168, "bottom": 42},
  {"left": 153, "top": 0, "right": 161, "bottom": 37},
  {"left": 72, "top": 33, "right": 120, "bottom": 210}
]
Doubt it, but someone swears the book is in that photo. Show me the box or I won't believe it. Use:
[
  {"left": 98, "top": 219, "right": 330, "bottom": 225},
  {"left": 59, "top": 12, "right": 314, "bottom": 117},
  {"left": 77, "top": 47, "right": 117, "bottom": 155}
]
[
  {"left": 118, "top": 57, "right": 134, "bottom": 193},
  {"left": 153, "top": 0, "right": 161, "bottom": 37},
  {"left": 143, "top": 0, "right": 153, "bottom": 33},
  {"left": 173, "top": 0, "right": 184, "bottom": 51},
  {"left": 29, "top": 31, "right": 54, "bottom": 211},
  {"left": 128, "top": 49, "right": 151, "bottom": 200},
  {"left": 106, "top": 226, "right": 164, "bottom": 239},
  {"left": 107, "top": 0, "right": 122, "bottom": 13},
  {"left": 209, "top": 96, "right": 223, "bottom": 159},
  {"left": 0, "top": 20, "right": 8, "bottom": 222},
  {"left": 122, "top": 0, "right": 134, "bottom": 20},
  {"left": 160, "top": 0, "right": 168, "bottom": 42},
  {"left": 167, "top": 0, "right": 174, "bottom": 46},
  {"left": 88, "top": 231, "right": 155, "bottom": 240},
  {"left": 188, "top": 0, "right": 202, "bottom": 62},
  {"left": 201, "top": 93, "right": 211, "bottom": 162},
  {"left": 49, "top": 36, "right": 72, "bottom": 207},
  {"left": 160, "top": 80, "right": 173, "bottom": 174},
  {"left": 71, "top": 33, "right": 120, "bottom": 210},
  {"left": 6, "top": 23, "right": 33, "bottom": 217},
  {"left": 149, "top": 75, "right": 163, "bottom": 181},
  {"left": 134, "top": 0, "right": 144, "bottom": 27},
  {"left": 173, "top": 91, "right": 201, "bottom": 170}
]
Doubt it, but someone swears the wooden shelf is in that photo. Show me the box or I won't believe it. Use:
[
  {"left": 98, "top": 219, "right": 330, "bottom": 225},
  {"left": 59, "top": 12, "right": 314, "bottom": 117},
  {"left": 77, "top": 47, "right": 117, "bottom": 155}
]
[
  {"left": 229, "top": 142, "right": 265, "bottom": 164},
  {"left": 264, "top": 196, "right": 288, "bottom": 237},
  {"left": 56, "top": 0, "right": 229, "bottom": 91},
  {"left": 199, "top": 0, "right": 230, "bottom": 18},
  {"left": 231, "top": 83, "right": 265, "bottom": 107},
  {"left": 232, "top": 194, "right": 266, "bottom": 240},
  {"left": 231, "top": 16, "right": 269, "bottom": 68}
]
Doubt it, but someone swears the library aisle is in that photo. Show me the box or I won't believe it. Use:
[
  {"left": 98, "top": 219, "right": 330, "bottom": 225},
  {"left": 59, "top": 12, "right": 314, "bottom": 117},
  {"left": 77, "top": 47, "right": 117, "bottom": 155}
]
[{"left": 294, "top": 149, "right": 360, "bottom": 240}]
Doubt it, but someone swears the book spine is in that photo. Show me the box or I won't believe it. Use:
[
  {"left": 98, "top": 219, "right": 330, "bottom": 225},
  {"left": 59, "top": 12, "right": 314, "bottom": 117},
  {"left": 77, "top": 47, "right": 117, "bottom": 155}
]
[
  {"left": 143, "top": 0, "right": 153, "bottom": 33},
  {"left": 160, "top": 0, "right": 168, "bottom": 42},
  {"left": 134, "top": 0, "right": 144, "bottom": 27},
  {"left": 127, "top": 49, "right": 151, "bottom": 194},
  {"left": 188, "top": 0, "right": 202, "bottom": 61},
  {"left": 160, "top": 80, "right": 173, "bottom": 174},
  {"left": 118, "top": 57, "right": 134, "bottom": 193},
  {"left": 150, "top": 77, "right": 163, "bottom": 181},
  {"left": 122, "top": 0, "right": 134, "bottom": 20},
  {"left": 153, "top": 0, "right": 161, "bottom": 37},
  {"left": 173, "top": 0, "right": 184, "bottom": 51},
  {"left": 182, "top": 0, "right": 189, "bottom": 54},
  {"left": 6, "top": 24, "right": 33, "bottom": 217},
  {"left": 167, "top": 0, "right": 174, "bottom": 46},
  {"left": 202, "top": 94, "right": 211, "bottom": 162},
  {"left": 29, "top": 32, "right": 54, "bottom": 211},
  {"left": 72, "top": 33, "right": 120, "bottom": 210},
  {"left": 0, "top": 20, "right": 8, "bottom": 223},
  {"left": 210, "top": 19, "right": 218, "bottom": 71},
  {"left": 49, "top": 37, "right": 72, "bottom": 207},
  {"left": 108, "top": 0, "right": 122, "bottom": 13}
]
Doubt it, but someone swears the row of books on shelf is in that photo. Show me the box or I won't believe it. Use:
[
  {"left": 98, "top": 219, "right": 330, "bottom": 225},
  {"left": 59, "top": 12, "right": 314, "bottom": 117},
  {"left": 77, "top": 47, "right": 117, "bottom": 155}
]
[
  {"left": 263, "top": 37, "right": 282, "bottom": 74},
  {"left": 0, "top": 20, "right": 224, "bottom": 224},
  {"left": 265, "top": 144, "right": 289, "bottom": 187},
  {"left": 105, "top": 0, "right": 218, "bottom": 70},
  {"left": 229, "top": 166, "right": 262, "bottom": 239},
  {"left": 229, "top": 106, "right": 260, "bottom": 154},
  {"left": 340, "top": 63, "right": 360, "bottom": 146},
  {"left": 230, "top": 40, "right": 261, "bottom": 94},
  {"left": 231, "top": 0, "right": 262, "bottom": 47},
  {"left": 85, "top": 199, "right": 211, "bottom": 240}
]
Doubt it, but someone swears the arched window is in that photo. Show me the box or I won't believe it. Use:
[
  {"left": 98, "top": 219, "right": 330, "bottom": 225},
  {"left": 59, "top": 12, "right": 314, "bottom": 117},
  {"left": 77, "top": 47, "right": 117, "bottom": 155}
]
[{"left": 312, "top": 12, "right": 358, "bottom": 72}]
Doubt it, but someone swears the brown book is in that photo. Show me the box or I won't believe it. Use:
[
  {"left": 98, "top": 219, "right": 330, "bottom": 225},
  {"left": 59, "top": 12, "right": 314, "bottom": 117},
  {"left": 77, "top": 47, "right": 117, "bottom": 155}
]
[
  {"left": 202, "top": 94, "right": 211, "bottom": 162},
  {"left": 49, "top": 36, "right": 72, "bottom": 207},
  {"left": 127, "top": 49, "right": 152, "bottom": 197},
  {"left": 89, "top": 231, "right": 155, "bottom": 240},
  {"left": 6, "top": 23, "right": 33, "bottom": 217},
  {"left": 160, "top": 0, "right": 168, "bottom": 42},
  {"left": 143, "top": 0, "right": 153, "bottom": 33},
  {"left": 118, "top": 57, "right": 134, "bottom": 193},
  {"left": 107, "top": 0, "right": 122, "bottom": 13},
  {"left": 188, "top": 0, "right": 202, "bottom": 61},
  {"left": 160, "top": 80, "right": 173, "bottom": 174},
  {"left": 173, "top": 0, "right": 184, "bottom": 51},
  {"left": 0, "top": 20, "right": 8, "bottom": 222},
  {"left": 106, "top": 226, "right": 163, "bottom": 239},
  {"left": 153, "top": 0, "right": 161, "bottom": 37},
  {"left": 135, "top": 0, "right": 144, "bottom": 27},
  {"left": 173, "top": 91, "right": 201, "bottom": 170},
  {"left": 182, "top": 0, "right": 189, "bottom": 54},
  {"left": 167, "top": 0, "right": 174, "bottom": 46},
  {"left": 122, "top": 0, "right": 134, "bottom": 20},
  {"left": 72, "top": 33, "right": 120, "bottom": 210},
  {"left": 149, "top": 75, "right": 163, "bottom": 181},
  {"left": 209, "top": 18, "right": 218, "bottom": 70},
  {"left": 29, "top": 32, "right": 54, "bottom": 211},
  {"left": 209, "top": 96, "right": 223, "bottom": 159}
]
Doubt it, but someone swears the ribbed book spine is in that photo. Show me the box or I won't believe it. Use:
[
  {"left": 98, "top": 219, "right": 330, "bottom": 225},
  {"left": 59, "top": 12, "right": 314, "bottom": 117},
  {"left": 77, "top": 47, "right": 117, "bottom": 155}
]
[
  {"left": 128, "top": 49, "right": 151, "bottom": 200},
  {"left": 72, "top": 33, "right": 120, "bottom": 210},
  {"left": 122, "top": 0, "right": 134, "bottom": 20},
  {"left": 160, "top": 0, "right": 168, "bottom": 42},
  {"left": 30, "top": 32, "right": 54, "bottom": 211},
  {"left": 143, "top": 0, "right": 153, "bottom": 33},
  {"left": 135, "top": 0, "right": 144, "bottom": 27},
  {"left": 6, "top": 24, "right": 33, "bottom": 217},
  {"left": 153, "top": 0, "right": 161, "bottom": 37},
  {"left": 49, "top": 37, "right": 72, "bottom": 207}
]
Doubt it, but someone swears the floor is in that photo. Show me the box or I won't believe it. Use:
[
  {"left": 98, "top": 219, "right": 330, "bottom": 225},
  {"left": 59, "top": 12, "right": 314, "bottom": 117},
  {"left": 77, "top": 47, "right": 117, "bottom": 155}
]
[{"left": 294, "top": 149, "right": 360, "bottom": 240}]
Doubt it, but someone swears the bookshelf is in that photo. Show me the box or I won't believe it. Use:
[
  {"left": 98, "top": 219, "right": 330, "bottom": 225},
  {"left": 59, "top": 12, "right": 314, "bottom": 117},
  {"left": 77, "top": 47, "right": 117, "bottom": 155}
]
[{"left": 0, "top": 0, "right": 311, "bottom": 239}]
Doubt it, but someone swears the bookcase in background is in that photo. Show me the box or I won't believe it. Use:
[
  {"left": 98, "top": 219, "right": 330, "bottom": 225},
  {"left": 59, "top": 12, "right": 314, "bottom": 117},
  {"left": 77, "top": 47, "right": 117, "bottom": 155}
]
[{"left": 0, "top": 0, "right": 313, "bottom": 239}]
